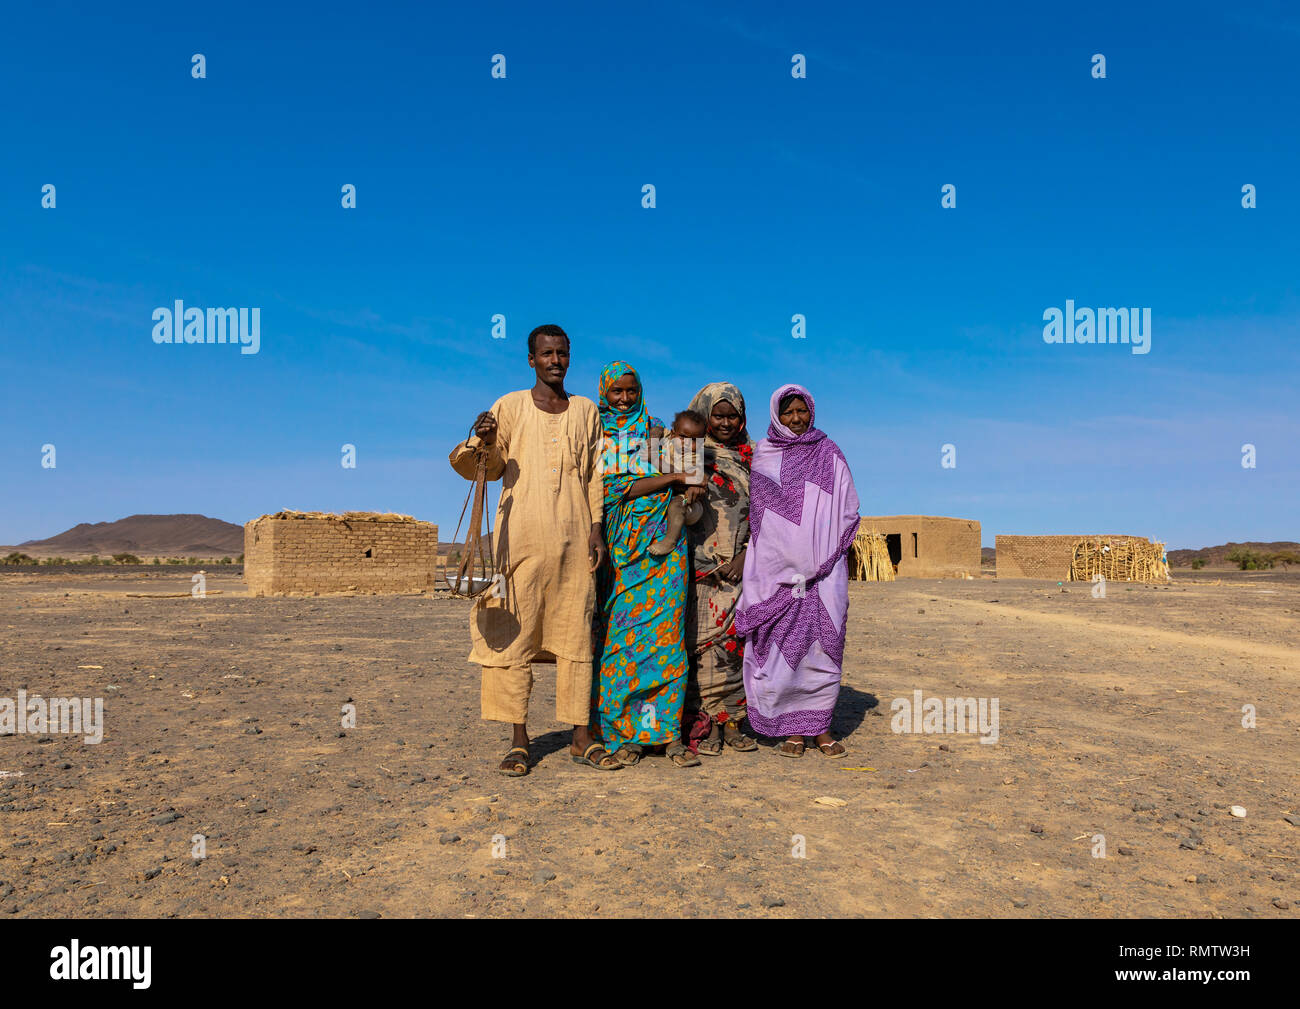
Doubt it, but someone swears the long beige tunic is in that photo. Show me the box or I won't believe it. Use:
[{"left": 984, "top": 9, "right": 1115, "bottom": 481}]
[{"left": 448, "top": 389, "right": 604, "bottom": 666}]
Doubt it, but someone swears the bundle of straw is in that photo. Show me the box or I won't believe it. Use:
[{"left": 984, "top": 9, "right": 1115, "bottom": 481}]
[
  {"left": 1068, "top": 537, "right": 1170, "bottom": 583},
  {"left": 265, "top": 510, "right": 417, "bottom": 522},
  {"left": 850, "top": 528, "right": 896, "bottom": 582}
]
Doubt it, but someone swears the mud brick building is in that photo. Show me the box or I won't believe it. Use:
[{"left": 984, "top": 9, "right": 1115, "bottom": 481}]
[
  {"left": 857, "top": 515, "right": 981, "bottom": 578},
  {"left": 244, "top": 511, "right": 439, "bottom": 596},
  {"left": 995, "top": 533, "right": 1153, "bottom": 580}
]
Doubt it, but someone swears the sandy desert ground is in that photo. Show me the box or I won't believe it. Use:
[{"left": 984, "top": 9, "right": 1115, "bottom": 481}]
[{"left": 1, "top": 566, "right": 1297, "bottom": 918}]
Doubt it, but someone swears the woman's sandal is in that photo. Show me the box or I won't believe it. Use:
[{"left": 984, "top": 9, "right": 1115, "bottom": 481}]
[
  {"left": 817, "top": 739, "right": 847, "bottom": 758},
  {"left": 498, "top": 746, "right": 530, "bottom": 777},
  {"left": 666, "top": 741, "right": 702, "bottom": 767},
  {"left": 696, "top": 730, "right": 723, "bottom": 756},
  {"left": 722, "top": 722, "right": 757, "bottom": 751},
  {"left": 571, "top": 742, "right": 622, "bottom": 770},
  {"left": 778, "top": 738, "right": 806, "bottom": 758},
  {"left": 615, "top": 743, "right": 644, "bottom": 766}
]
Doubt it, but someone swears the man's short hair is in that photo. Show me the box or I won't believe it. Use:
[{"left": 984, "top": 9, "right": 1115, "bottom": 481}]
[{"left": 528, "top": 324, "right": 570, "bottom": 356}]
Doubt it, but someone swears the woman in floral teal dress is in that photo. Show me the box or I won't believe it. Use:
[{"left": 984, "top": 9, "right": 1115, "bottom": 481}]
[{"left": 591, "top": 361, "right": 700, "bottom": 767}]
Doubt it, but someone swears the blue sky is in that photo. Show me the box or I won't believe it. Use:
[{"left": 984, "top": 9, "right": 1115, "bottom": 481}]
[{"left": 2, "top": 0, "right": 1297, "bottom": 549}]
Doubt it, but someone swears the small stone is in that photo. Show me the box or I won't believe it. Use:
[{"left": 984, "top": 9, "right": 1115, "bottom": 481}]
[
  {"left": 1282, "top": 814, "right": 1300, "bottom": 827},
  {"left": 938, "top": 744, "right": 950, "bottom": 752},
  {"left": 532, "top": 870, "right": 556, "bottom": 884},
  {"left": 762, "top": 896, "right": 785, "bottom": 908},
  {"left": 357, "top": 909, "right": 381, "bottom": 919},
  {"left": 438, "top": 833, "right": 460, "bottom": 845},
  {"left": 492, "top": 867, "right": 508, "bottom": 875},
  {"left": 1029, "top": 823, "right": 1044, "bottom": 834},
  {"left": 1273, "top": 898, "right": 1291, "bottom": 910},
  {"left": 1132, "top": 802, "right": 1155, "bottom": 812},
  {"left": 142, "top": 867, "right": 161, "bottom": 880},
  {"left": 1012, "top": 899, "right": 1029, "bottom": 908},
  {"left": 250, "top": 804, "right": 268, "bottom": 814},
  {"left": 1230, "top": 805, "right": 1247, "bottom": 818},
  {"left": 1178, "top": 836, "right": 1200, "bottom": 850},
  {"left": 150, "top": 812, "right": 181, "bottom": 825},
  {"left": 1117, "top": 846, "right": 1135, "bottom": 856}
]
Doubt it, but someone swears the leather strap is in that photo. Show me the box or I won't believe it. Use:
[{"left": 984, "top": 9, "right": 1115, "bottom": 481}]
[{"left": 446, "top": 426, "right": 497, "bottom": 598}]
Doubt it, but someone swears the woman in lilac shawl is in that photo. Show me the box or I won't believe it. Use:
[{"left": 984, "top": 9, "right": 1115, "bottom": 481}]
[{"left": 734, "top": 384, "right": 861, "bottom": 757}]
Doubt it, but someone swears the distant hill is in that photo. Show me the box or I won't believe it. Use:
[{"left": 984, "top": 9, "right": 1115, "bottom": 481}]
[
  {"left": 977, "top": 541, "right": 1297, "bottom": 568},
  {"left": 1167, "top": 541, "right": 1300, "bottom": 568},
  {"left": 15, "top": 514, "right": 244, "bottom": 557}
]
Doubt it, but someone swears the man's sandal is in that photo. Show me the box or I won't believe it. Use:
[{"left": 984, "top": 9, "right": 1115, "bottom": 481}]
[
  {"left": 722, "top": 722, "right": 757, "bottom": 751},
  {"left": 498, "top": 746, "right": 530, "bottom": 777},
  {"left": 572, "top": 742, "right": 622, "bottom": 770},
  {"left": 666, "top": 741, "right": 701, "bottom": 767},
  {"left": 615, "top": 743, "right": 644, "bottom": 766},
  {"left": 817, "top": 739, "right": 847, "bottom": 758},
  {"left": 778, "top": 738, "right": 806, "bottom": 758}
]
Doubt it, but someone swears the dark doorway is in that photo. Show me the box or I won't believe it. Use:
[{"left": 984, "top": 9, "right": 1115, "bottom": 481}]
[
  {"left": 886, "top": 533, "right": 902, "bottom": 569},
  {"left": 912, "top": 532, "right": 919, "bottom": 558}
]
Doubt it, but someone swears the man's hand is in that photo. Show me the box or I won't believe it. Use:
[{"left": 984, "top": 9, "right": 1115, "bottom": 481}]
[
  {"left": 473, "top": 411, "right": 497, "bottom": 445},
  {"left": 588, "top": 525, "right": 608, "bottom": 573},
  {"left": 684, "top": 485, "right": 706, "bottom": 505}
]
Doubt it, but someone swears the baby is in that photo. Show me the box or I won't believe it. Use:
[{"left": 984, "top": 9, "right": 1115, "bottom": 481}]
[{"left": 648, "top": 409, "right": 707, "bottom": 556}]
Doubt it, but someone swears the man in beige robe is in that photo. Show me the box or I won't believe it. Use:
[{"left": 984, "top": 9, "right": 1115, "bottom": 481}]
[{"left": 448, "top": 324, "right": 621, "bottom": 774}]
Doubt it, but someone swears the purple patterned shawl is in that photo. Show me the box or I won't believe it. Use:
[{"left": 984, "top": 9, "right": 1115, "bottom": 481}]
[{"left": 734, "top": 384, "right": 861, "bottom": 673}]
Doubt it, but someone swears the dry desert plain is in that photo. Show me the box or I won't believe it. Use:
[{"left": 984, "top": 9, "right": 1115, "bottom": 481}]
[{"left": 1, "top": 565, "right": 1298, "bottom": 918}]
